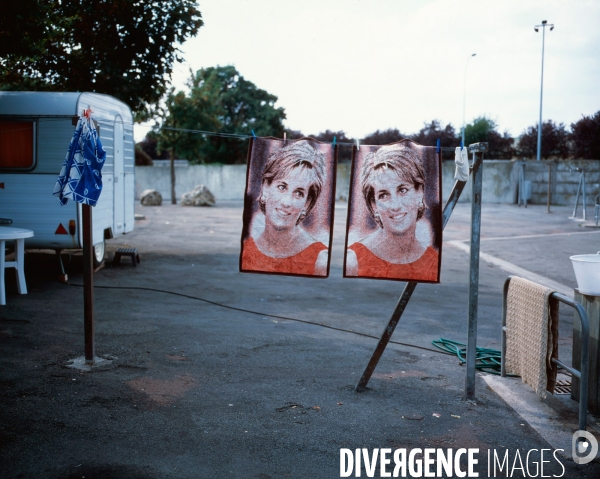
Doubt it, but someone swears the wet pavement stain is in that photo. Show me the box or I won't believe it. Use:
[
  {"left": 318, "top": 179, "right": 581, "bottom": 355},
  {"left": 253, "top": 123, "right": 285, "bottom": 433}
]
[{"left": 126, "top": 374, "right": 198, "bottom": 406}]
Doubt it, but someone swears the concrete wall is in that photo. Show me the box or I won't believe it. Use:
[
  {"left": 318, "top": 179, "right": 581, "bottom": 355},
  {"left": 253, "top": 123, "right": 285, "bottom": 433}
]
[
  {"left": 136, "top": 159, "right": 600, "bottom": 206},
  {"left": 518, "top": 159, "right": 600, "bottom": 207},
  {"left": 135, "top": 164, "right": 248, "bottom": 202},
  {"left": 440, "top": 160, "right": 515, "bottom": 204}
]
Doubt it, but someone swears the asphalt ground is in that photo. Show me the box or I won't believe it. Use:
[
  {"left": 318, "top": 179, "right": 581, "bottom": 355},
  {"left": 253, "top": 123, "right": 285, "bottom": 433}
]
[{"left": 1, "top": 200, "right": 600, "bottom": 478}]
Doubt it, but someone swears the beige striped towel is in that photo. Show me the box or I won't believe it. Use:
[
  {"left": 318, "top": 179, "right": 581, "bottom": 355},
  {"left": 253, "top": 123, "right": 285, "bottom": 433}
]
[{"left": 505, "top": 276, "right": 559, "bottom": 396}]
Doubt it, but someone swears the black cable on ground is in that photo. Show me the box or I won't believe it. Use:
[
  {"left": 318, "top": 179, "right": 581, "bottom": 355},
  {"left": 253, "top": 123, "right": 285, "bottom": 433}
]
[{"left": 65, "top": 282, "right": 452, "bottom": 356}]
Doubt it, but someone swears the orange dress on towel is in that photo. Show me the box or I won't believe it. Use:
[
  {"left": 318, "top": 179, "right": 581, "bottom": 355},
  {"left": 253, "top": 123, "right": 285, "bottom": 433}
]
[
  {"left": 348, "top": 243, "right": 439, "bottom": 282},
  {"left": 241, "top": 237, "right": 327, "bottom": 276}
]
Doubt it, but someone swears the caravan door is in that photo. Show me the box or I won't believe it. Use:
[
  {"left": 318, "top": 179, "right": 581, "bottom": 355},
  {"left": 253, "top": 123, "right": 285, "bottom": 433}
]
[{"left": 113, "top": 116, "right": 125, "bottom": 235}]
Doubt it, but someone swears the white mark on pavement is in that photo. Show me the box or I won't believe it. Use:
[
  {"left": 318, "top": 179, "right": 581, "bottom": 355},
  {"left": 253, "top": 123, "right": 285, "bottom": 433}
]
[
  {"left": 446, "top": 239, "right": 573, "bottom": 297},
  {"left": 478, "top": 230, "right": 600, "bottom": 242}
]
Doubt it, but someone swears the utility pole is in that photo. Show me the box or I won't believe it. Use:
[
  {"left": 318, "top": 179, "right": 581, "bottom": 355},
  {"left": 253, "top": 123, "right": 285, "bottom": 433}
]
[
  {"left": 535, "top": 20, "right": 554, "bottom": 161},
  {"left": 462, "top": 53, "right": 477, "bottom": 146}
]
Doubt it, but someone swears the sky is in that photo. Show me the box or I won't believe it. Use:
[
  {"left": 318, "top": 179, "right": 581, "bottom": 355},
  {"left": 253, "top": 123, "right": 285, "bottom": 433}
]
[{"left": 135, "top": 0, "right": 600, "bottom": 143}]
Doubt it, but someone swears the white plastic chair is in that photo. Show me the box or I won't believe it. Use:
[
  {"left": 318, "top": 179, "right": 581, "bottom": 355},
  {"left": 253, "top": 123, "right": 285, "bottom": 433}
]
[{"left": 0, "top": 227, "right": 34, "bottom": 305}]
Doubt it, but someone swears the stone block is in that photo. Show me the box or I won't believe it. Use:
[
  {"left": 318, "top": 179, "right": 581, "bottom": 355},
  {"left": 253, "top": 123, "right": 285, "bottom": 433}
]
[
  {"left": 180, "top": 185, "right": 216, "bottom": 207},
  {"left": 140, "top": 189, "right": 163, "bottom": 206}
]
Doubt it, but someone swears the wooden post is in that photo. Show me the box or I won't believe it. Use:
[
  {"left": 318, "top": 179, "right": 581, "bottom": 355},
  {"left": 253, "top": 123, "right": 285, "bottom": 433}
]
[
  {"left": 82, "top": 204, "right": 95, "bottom": 364},
  {"left": 546, "top": 162, "right": 552, "bottom": 213},
  {"left": 170, "top": 148, "right": 176, "bottom": 205}
]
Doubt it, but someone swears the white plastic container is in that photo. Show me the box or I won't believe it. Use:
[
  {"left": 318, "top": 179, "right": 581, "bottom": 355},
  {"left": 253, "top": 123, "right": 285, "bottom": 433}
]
[{"left": 570, "top": 253, "right": 600, "bottom": 296}]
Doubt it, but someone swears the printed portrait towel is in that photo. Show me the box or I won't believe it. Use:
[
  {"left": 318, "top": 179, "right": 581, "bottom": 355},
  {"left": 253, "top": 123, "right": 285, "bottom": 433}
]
[
  {"left": 239, "top": 137, "right": 337, "bottom": 278},
  {"left": 343, "top": 140, "right": 442, "bottom": 283}
]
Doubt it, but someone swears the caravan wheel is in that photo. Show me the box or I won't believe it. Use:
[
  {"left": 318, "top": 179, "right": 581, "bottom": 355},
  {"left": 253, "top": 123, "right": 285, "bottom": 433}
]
[{"left": 93, "top": 241, "right": 105, "bottom": 267}]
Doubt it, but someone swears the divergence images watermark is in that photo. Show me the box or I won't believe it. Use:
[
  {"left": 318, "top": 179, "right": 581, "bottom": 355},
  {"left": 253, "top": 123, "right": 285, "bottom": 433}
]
[
  {"left": 339, "top": 446, "right": 579, "bottom": 477},
  {"left": 340, "top": 431, "right": 598, "bottom": 477}
]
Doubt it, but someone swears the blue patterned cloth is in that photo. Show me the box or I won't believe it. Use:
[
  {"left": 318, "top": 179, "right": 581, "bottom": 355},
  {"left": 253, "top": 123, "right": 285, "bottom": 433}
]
[{"left": 53, "top": 116, "right": 106, "bottom": 206}]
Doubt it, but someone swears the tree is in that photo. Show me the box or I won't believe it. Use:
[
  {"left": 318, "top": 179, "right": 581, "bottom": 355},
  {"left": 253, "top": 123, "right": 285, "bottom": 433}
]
[
  {"left": 135, "top": 145, "right": 153, "bottom": 166},
  {"left": 285, "top": 129, "right": 306, "bottom": 140},
  {"left": 411, "top": 120, "right": 458, "bottom": 160},
  {"left": 309, "top": 130, "right": 354, "bottom": 162},
  {"left": 464, "top": 116, "right": 515, "bottom": 159},
  {"left": 155, "top": 83, "right": 222, "bottom": 202},
  {"left": 361, "top": 128, "right": 407, "bottom": 145},
  {"left": 157, "top": 66, "right": 286, "bottom": 164},
  {"left": 486, "top": 130, "right": 516, "bottom": 159},
  {"left": 570, "top": 111, "right": 600, "bottom": 159},
  {"left": 0, "top": 2, "right": 68, "bottom": 91},
  {"left": 156, "top": 86, "right": 221, "bottom": 163},
  {"left": 0, "top": 1, "right": 203, "bottom": 120},
  {"left": 517, "top": 120, "right": 570, "bottom": 159},
  {"left": 137, "top": 135, "right": 169, "bottom": 160}
]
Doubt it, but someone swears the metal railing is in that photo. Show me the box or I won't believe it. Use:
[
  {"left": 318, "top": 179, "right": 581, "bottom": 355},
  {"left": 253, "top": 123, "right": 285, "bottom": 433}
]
[{"left": 501, "top": 276, "right": 590, "bottom": 432}]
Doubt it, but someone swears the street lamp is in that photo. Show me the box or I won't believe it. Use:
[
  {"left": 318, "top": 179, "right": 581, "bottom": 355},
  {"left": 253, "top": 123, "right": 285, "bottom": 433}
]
[
  {"left": 535, "top": 20, "right": 554, "bottom": 161},
  {"left": 462, "top": 53, "right": 476, "bottom": 147}
]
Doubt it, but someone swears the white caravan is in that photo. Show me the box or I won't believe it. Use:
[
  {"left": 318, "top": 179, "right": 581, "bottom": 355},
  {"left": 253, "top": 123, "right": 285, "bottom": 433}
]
[{"left": 0, "top": 92, "right": 135, "bottom": 265}]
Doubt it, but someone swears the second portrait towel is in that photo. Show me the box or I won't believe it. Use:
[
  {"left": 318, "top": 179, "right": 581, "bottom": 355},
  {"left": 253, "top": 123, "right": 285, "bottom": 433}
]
[{"left": 344, "top": 140, "right": 442, "bottom": 282}]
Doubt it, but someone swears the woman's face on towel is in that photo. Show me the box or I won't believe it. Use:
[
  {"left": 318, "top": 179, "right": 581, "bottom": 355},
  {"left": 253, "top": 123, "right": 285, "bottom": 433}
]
[
  {"left": 262, "top": 167, "right": 311, "bottom": 230},
  {"left": 370, "top": 168, "right": 423, "bottom": 236}
]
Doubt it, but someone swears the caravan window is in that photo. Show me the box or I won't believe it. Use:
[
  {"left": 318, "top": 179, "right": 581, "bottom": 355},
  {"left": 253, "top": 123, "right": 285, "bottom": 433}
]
[{"left": 0, "top": 121, "right": 35, "bottom": 169}]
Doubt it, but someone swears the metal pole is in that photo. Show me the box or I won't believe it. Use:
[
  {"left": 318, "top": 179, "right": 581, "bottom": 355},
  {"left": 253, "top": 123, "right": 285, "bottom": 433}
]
[
  {"left": 554, "top": 295, "right": 589, "bottom": 433},
  {"left": 82, "top": 204, "right": 95, "bottom": 364},
  {"left": 500, "top": 277, "right": 511, "bottom": 378},
  {"left": 536, "top": 27, "right": 545, "bottom": 161},
  {"left": 572, "top": 172, "right": 582, "bottom": 219},
  {"left": 462, "top": 54, "right": 476, "bottom": 146},
  {"left": 465, "top": 149, "right": 484, "bottom": 398},
  {"left": 582, "top": 171, "right": 587, "bottom": 221},
  {"left": 576, "top": 300, "right": 589, "bottom": 433},
  {"left": 355, "top": 165, "right": 471, "bottom": 392},
  {"left": 535, "top": 20, "right": 553, "bottom": 161}
]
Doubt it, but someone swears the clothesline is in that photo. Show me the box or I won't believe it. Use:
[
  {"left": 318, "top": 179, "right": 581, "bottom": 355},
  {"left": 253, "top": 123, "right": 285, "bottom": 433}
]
[
  {"left": 156, "top": 126, "right": 461, "bottom": 151},
  {"left": 0, "top": 119, "right": 463, "bottom": 152}
]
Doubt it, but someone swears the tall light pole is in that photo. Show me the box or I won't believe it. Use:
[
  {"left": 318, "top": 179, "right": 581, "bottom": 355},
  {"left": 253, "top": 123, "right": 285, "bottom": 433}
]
[
  {"left": 462, "top": 53, "right": 476, "bottom": 146},
  {"left": 535, "top": 20, "right": 554, "bottom": 161}
]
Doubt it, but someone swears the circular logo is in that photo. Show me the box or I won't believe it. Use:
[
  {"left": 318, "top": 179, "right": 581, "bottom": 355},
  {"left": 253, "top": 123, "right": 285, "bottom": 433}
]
[{"left": 572, "top": 431, "right": 598, "bottom": 465}]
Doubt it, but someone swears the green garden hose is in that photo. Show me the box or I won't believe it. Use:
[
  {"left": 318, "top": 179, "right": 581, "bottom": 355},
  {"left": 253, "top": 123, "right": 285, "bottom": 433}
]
[{"left": 432, "top": 338, "right": 517, "bottom": 376}]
